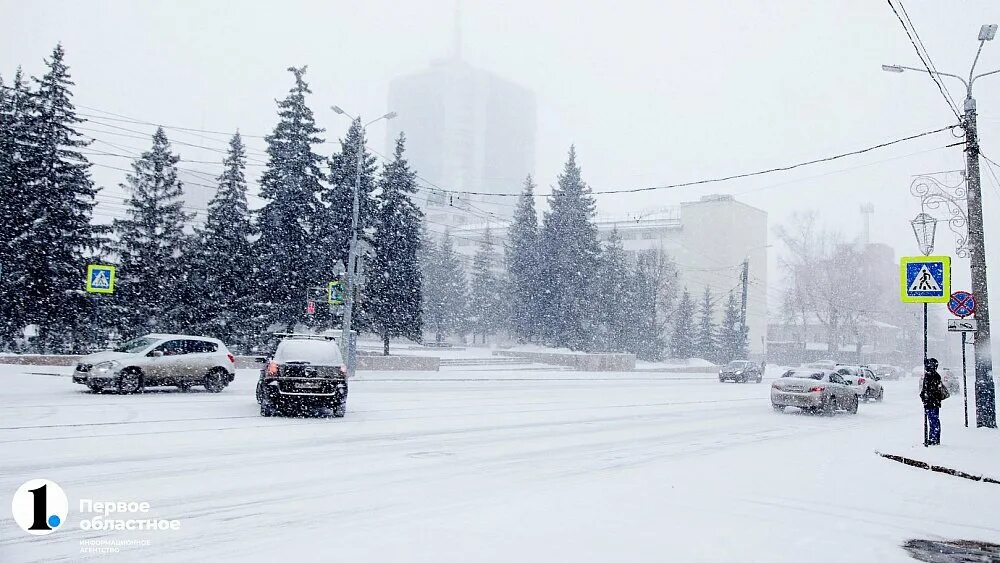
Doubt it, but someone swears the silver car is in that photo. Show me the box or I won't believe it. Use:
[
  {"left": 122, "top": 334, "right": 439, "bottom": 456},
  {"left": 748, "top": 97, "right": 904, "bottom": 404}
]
[
  {"left": 771, "top": 369, "right": 858, "bottom": 415},
  {"left": 72, "top": 334, "right": 237, "bottom": 393}
]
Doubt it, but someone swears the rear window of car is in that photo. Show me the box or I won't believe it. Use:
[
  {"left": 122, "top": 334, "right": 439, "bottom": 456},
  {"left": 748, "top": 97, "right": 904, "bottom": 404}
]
[
  {"left": 274, "top": 340, "right": 343, "bottom": 365},
  {"left": 726, "top": 361, "right": 751, "bottom": 368},
  {"left": 782, "top": 371, "right": 826, "bottom": 380}
]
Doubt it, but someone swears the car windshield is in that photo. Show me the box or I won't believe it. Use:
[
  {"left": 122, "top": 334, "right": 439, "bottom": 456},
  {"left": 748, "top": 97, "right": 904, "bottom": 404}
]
[
  {"left": 274, "top": 339, "right": 343, "bottom": 365},
  {"left": 113, "top": 336, "right": 158, "bottom": 353},
  {"left": 782, "top": 371, "right": 826, "bottom": 380}
]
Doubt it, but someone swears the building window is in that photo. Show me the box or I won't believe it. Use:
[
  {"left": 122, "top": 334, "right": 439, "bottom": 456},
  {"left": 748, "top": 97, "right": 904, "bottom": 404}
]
[{"left": 641, "top": 230, "right": 659, "bottom": 240}]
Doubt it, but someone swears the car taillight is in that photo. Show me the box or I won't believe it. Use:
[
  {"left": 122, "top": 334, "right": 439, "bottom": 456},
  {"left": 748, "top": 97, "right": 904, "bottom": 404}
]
[
  {"left": 858, "top": 378, "right": 866, "bottom": 385},
  {"left": 340, "top": 364, "right": 348, "bottom": 375},
  {"left": 227, "top": 353, "right": 236, "bottom": 364},
  {"left": 809, "top": 386, "right": 825, "bottom": 392},
  {"left": 266, "top": 362, "right": 279, "bottom": 378}
]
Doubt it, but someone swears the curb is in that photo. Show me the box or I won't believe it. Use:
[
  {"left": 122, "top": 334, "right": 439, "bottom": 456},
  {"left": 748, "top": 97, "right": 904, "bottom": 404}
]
[{"left": 875, "top": 451, "right": 1000, "bottom": 485}]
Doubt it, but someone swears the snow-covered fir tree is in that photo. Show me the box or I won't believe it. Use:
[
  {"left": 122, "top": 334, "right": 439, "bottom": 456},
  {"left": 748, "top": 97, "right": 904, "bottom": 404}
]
[
  {"left": 254, "top": 67, "right": 326, "bottom": 332},
  {"left": 468, "top": 227, "right": 503, "bottom": 344},
  {"left": 187, "top": 133, "right": 255, "bottom": 351},
  {"left": 17, "top": 46, "right": 101, "bottom": 351},
  {"left": 0, "top": 70, "right": 35, "bottom": 349},
  {"left": 538, "top": 146, "right": 601, "bottom": 350},
  {"left": 112, "top": 128, "right": 191, "bottom": 337},
  {"left": 695, "top": 286, "right": 718, "bottom": 362},
  {"left": 366, "top": 134, "right": 423, "bottom": 355},
  {"left": 421, "top": 230, "right": 467, "bottom": 344},
  {"left": 669, "top": 288, "right": 695, "bottom": 359},
  {"left": 718, "top": 291, "right": 749, "bottom": 362},
  {"left": 630, "top": 253, "right": 667, "bottom": 361},
  {"left": 595, "top": 229, "right": 631, "bottom": 352},
  {"left": 324, "top": 118, "right": 378, "bottom": 274},
  {"left": 504, "top": 176, "right": 541, "bottom": 343}
]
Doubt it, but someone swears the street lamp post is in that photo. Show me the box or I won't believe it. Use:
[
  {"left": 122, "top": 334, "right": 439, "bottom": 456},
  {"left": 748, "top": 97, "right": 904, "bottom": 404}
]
[
  {"left": 330, "top": 106, "right": 397, "bottom": 366},
  {"left": 884, "top": 24, "right": 998, "bottom": 428}
]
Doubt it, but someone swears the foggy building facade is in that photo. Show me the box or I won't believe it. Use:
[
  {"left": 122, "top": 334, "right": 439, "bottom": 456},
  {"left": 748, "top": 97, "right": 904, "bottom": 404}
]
[{"left": 387, "top": 57, "right": 536, "bottom": 226}]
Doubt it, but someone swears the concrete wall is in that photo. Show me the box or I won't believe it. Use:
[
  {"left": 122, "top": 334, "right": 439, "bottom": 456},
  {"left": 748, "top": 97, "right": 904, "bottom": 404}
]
[
  {"left": 0, "top": 355, "right": 440, "bottom": 372},
  {"left": 494, "top": 351, "right": 635, "bottom": 371}
]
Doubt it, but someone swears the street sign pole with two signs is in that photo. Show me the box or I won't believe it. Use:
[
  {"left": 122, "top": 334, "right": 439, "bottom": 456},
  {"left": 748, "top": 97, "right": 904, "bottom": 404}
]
[{"left": 947, "top": 289, "right": 977, "bottom": 428}]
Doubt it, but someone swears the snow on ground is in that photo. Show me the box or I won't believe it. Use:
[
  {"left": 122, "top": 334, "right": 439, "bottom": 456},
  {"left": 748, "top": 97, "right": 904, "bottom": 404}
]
[{"left": 0, "top": 363, "right": 997, "bottom": 562}]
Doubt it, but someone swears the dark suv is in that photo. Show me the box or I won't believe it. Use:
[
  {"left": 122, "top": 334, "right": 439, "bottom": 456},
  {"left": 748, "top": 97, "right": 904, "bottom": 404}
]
[
  {"left": 255, "top": 335, "right": 348, "bottom": 417},
  {"left": 719, "top": 360, "right": 763, "bottom": 383}
]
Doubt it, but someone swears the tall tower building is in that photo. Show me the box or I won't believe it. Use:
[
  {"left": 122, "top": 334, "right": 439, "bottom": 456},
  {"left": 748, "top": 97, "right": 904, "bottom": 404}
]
[{"left": 386, "top": 7, "right": 536, "bottom": 226}]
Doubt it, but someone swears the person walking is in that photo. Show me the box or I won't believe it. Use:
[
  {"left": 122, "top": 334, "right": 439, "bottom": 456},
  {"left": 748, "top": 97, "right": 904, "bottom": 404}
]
[{"left": 920, "top": 357, "right": 950, "bottom": 445}]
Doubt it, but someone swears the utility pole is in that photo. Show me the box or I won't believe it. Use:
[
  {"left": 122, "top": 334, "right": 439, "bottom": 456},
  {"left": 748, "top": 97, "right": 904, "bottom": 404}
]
[
  {"left": 739, "top": 258, "right": 750, "bottom": 353},
  {"left": 962, "top": 97, "right": 996, "bottom": 428},
  {"left": 883, "top": 24, "right": 998, "bottom": 428}
]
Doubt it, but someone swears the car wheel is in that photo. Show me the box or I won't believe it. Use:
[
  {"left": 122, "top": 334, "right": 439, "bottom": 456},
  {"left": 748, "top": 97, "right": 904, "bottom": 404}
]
[
  {"left": 824, "top": 396, "right": 838, "bottom": 416},
  {"left": 177, "top": 381, "right": 192, "bottom": 392},
  {"left": 756, "top": 375, "right": 763, "bottom": 383},
  {"left": 848, "top": 394, "right": 859, "bottom": 415},
  {"left": 772, "top": 404, "right": 785, "bottom": 412},
  {"left": 332, "top": 398, "right": 346, "bottom": 418},
  {"left": 260, "top": 396, "right": 277, "bottom": 417},
  {"left": 87, "top": 383, "right": 103, "bottom": 393},
  {"left": 876, "top": 388, "right": 884, "bottom": 402},
  {"left": 117, "top": 369, "right": 143, "bottom": 394},
  {"left": 204, "top": 370, "right": 225, "bottom": 393}
]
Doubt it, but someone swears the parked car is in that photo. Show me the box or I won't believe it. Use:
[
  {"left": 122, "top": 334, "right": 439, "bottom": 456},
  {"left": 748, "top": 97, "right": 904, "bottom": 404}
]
[
  {"left": 771, "top": 369, "right": 858, "bottom": 414},
  {"left": 72, "top": 334, "right": 236, "bottom": 394},
  {"left": 256, "top": 334, "right": 348, "bottom": 417},
  {"left": 835, "top": 365, "right": 884, "bottom": 402},
  {"left": 719, "top": 360, "right": 763, "bottom": 383},
  {"left": 869, "top": 364, "right": 904, "bottom": 381},
  {"left": 941, "top": 367, "right": 962, "bottom": 394}
]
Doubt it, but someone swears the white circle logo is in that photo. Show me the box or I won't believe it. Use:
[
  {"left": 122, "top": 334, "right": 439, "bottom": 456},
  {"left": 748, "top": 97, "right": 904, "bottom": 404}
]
[{"left": 11, "top": 479, "right": 69, "bottom": 536}]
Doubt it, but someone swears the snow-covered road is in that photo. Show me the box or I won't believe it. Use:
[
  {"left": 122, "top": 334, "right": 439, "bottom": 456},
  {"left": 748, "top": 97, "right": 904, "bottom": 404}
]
[{"left": 1, "top": 366, "right": 997, "bottom": 562}]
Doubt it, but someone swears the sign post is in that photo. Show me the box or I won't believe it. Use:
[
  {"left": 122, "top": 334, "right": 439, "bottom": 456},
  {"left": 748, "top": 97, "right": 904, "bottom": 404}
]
[
  {"left": 901, "top": 255, "right": 951, "bottom": 446},
  {"left": 947, "top": 290, "right": 977, "bottom": 428}
]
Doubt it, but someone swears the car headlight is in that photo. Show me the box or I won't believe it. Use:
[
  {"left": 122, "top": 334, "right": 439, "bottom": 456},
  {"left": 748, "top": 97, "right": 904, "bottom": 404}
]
[
  {"left": 93, "top": 360, "right": 121, "bottom": 374},
  {"left": 735, "top": 370, "right": 743, "bottom": 375}
]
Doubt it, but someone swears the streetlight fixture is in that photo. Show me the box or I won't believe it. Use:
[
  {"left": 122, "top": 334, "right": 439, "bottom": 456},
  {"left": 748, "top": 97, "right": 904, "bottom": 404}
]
[
  {"left": 910, "top": 212, "right": 938, "bottom": 257},
  {"left": 329, "top": 105, "right": 397, "bottom": 370},
  {"left": 884, "top": 25, "right": 998, "bottom": 428}
]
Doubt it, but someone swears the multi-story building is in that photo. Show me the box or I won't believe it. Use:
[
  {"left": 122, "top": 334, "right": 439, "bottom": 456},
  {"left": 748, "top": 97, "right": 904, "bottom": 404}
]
[
  {"left": 442, "top": 194, "right": 769, "bottom": 353},
  {"left": 387, "top": 56, "right": 536, "bottom": 226}
]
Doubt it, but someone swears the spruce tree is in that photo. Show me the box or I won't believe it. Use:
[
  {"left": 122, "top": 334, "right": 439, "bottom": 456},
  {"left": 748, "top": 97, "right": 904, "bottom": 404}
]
[
  {"left": 718, "top": 291, "right": 749, "bottom": 362},
  {"left": 324, "top": 118, "right": 378, "bottom": 274},
  {"left": 254, "top": 67, "right": 326, "bottom": 332},
  {"left": 18, "top": 46, "right": 100, "bottom": 351},
  {"left": 504, "top": 176, "right": 540, "bottom": 343},
  {"left": 595, "top": 229, "right": 631, "bottom": 352},
  {"left": 0, "top": 70, "right": 34, "bottom": 349},
  {"left": 468, "top": 227, "right": 503, "bottom": 344},
  {"left": 188, "top": 133, "right": 255, "bottom": 351},
  {"left": 538, "top": 146, "right": 601, "bottom": 350},
  {"left": 367, "top": 134, "right": 423, "bottom": 355},
  {"left": 669, "top": 289, "right": 695, "bottom": 359},
  {"left": 421, "top": 231, "right": 467, "bottom": 343},
  {"left": 695, "top": 286, "right": 718, "bottom": 362},
  {"left": 631, "top": 254, "right": 666, "bottom": 361},
  {"left": 112, "top": 128, "right": 191, "bottom": 337}
]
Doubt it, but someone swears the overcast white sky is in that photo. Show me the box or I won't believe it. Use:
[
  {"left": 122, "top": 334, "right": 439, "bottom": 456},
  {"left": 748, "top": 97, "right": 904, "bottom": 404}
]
[{"left": 4, "top": 0, "right": 1000, "bottom": 302}]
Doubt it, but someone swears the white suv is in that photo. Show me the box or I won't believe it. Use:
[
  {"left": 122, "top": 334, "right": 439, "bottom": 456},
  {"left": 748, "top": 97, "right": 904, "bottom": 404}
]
[
  {"left": 835, "top": 365, "right": 884, "bottom": 402},
  {"left": 73, "top": 334, "right": 237, "bottom": 393}
]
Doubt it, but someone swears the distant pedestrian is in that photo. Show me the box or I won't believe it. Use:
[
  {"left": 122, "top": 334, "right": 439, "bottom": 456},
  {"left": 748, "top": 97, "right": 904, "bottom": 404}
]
[{"left": 920, "top": 357, "right": 950, "bottom": 445}]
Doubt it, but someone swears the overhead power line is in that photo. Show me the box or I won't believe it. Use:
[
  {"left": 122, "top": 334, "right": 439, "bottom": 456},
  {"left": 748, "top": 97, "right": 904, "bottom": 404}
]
[{"left": 886, "top": 0, "right": 963, "bottom": 120}]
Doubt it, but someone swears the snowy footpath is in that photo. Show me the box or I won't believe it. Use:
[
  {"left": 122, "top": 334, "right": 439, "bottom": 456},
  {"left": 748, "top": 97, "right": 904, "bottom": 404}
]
[{"left": 0, "top": 364, "right": 997, "bottom": 562}]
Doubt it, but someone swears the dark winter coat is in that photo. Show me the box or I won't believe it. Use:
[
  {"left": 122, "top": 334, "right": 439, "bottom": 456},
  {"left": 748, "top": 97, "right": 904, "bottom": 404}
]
[{"left": 920, "top": 369, "right": 949, "bottom": 409}]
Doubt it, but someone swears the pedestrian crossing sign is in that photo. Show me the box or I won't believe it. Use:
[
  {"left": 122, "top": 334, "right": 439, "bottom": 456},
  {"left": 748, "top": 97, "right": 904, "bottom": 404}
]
[
  {"left": 900, "top": 256, "right": 950, "bottom": 303},
  {"left": 86, "top": 264, "right": 116, "bottom": 294},
  {"left": 327, "top": 280, "right": 343, "bottom": 305}
]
